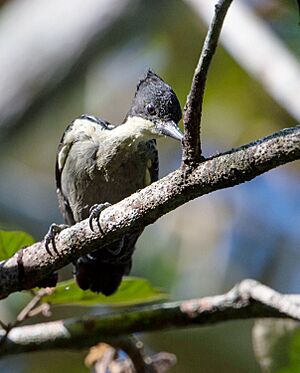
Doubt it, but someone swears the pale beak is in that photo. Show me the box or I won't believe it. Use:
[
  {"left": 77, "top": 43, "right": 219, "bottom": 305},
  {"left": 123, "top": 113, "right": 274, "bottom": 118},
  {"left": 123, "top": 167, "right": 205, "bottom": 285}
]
[{"left": 157, "top": 120, "right": 183, "bottom": 141}]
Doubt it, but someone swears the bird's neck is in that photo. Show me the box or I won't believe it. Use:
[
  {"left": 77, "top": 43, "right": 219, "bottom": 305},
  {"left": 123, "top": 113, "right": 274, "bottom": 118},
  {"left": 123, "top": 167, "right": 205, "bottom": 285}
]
[{"left": 111, "top": 116, "right": 156, "bottom": 147}]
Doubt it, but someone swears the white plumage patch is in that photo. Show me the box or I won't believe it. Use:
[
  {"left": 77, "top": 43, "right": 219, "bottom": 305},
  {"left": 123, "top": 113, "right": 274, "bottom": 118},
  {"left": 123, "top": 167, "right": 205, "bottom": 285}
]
[
  {"left": 57, "top": 144, "right": 71, "bottom": 171},
  {"left": 65, "top": 118, "right": 105, "bottom": 142},
  {"left": 113, "top": 116, "right": 157, "bottom": 142},
  {"left": 58, "top": 118, "right": 108, "bottom": 171},
  {"left": 144, "top": 167, "right": 152, "bottom": 186}
]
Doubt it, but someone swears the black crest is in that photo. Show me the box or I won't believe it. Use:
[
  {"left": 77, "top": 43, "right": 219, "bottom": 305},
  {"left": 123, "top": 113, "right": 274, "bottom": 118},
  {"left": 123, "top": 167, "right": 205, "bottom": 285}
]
[{"left": 127, "top": 69, "right": 182, "bottom": 124}]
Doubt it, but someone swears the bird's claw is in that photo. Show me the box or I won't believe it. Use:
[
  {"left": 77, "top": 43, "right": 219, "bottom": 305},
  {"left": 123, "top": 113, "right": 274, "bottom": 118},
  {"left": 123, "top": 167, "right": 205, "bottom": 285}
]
[
  {"left": 88, "top": 202, "right": 111, "bottom": 232},
  {"left": 44, "top": 223, "right": 68, "bottom": 255}
]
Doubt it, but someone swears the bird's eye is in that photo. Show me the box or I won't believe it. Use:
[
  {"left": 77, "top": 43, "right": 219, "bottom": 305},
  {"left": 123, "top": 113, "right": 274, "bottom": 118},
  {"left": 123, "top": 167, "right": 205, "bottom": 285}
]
[{"left": 146, "top": 103, "right": 156, "bottom": 116}]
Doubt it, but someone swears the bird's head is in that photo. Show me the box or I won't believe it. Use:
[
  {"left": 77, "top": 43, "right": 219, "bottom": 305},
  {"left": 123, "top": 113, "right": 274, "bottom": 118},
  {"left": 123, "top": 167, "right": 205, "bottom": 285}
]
[{"left": 126, "top": 69, "right": 183, "bottom": 141}]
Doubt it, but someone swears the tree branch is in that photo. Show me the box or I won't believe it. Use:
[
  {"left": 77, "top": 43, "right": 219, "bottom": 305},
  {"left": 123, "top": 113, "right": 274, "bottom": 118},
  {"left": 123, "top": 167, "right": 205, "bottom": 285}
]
[
  {"left": 0, "top": 125, "right": 299, "bottom": 299},
  {"left": 185, "top": 0, "right": 300, "bottom": 122},
  {"left": 2, "top": 279, "right": 300, "bottom": 356},
  {"left": 0, "top": 288, "right": 52, "bottom": 346},
  {"left": 182, "top": 0, "right": 233, "bottom": 166}
]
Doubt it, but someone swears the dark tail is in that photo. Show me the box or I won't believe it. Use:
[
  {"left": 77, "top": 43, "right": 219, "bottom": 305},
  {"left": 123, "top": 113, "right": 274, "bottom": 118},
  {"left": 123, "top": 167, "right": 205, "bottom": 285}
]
[
  {"left": 75, "top": 256, "right": 132, "bottom": 296},
  {"left": 74, "top": 233, "right": 140, "bottom": 296}
]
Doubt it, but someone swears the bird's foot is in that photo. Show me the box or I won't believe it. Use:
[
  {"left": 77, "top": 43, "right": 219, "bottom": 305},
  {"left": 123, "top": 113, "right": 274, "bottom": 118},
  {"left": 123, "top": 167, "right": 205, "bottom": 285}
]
[
  {"left": 89, "top": 202, "right": 111, "bottom": 232},
  {"left": 44, "top": 223, "right": 68, "bottom": 255}
]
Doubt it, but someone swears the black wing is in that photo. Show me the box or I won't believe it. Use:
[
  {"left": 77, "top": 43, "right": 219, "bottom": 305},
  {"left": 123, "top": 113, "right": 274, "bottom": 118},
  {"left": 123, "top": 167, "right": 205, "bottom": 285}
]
[{"left": 147, "top": 139, "right": 159, "bottom": 183}]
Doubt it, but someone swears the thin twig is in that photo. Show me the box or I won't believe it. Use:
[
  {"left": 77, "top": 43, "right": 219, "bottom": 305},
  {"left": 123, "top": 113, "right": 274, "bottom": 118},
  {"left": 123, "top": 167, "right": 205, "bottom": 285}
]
[
  {"left": 182, "top": 0, "right": 233, "bottom": 166},
  {"left": 0, "top": 288, "right": 53, "bottom": 346},
  {"left": 16, "top": 288, "right": 52, "bottom": 324},
  {"left": 186, "top": 0, "right": 300, "bottom": 122}
]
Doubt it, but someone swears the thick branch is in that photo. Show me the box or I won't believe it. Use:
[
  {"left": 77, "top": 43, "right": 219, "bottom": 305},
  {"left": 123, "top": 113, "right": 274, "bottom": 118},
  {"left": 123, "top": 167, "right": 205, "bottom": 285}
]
[
  {"left": 182, "top": 0, "right": 233, "bottom": 165},
  {"left": 0, "top": 125, "right": 299, "bottom": 299},
  {"left": 2, "top": 279, "right": 300, "bottom": 356}
]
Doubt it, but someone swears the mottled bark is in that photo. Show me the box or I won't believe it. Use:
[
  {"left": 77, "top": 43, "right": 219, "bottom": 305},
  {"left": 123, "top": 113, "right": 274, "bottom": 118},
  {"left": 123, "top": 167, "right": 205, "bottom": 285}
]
[{"left": 2, "top": 279, "right": 300, "bottom": 355}]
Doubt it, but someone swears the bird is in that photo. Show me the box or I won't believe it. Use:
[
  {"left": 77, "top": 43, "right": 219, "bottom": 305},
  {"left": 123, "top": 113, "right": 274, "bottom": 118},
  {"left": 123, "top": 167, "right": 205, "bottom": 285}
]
[{"left": 48, "top": 69, "right": 183, "bottom": 296}]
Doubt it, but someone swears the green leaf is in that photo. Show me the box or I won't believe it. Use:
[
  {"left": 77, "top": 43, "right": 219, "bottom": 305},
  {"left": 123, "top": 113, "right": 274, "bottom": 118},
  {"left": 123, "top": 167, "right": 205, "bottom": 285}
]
[
  {"left": 42, "top": 277, "right": 167, "bottom": 307},
  {"left": 0, "top": 230, "right": 35, "bottom": 260}
]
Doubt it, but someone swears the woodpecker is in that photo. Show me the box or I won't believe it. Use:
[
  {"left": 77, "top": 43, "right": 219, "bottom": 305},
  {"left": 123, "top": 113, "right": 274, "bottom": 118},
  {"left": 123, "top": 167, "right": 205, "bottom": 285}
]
[{"left": 50, "top": 70, "right": 183, "bottom": 296}]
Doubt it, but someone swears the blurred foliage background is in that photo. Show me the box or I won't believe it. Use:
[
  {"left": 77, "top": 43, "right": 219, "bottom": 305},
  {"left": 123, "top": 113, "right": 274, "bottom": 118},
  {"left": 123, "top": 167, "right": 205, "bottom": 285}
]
[{"left": 0, "top": 0, "right": 299, "bottom": 372}]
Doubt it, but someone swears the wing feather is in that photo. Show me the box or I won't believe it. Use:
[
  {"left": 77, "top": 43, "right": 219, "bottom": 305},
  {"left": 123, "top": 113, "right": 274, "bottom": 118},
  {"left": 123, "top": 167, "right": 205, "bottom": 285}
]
[{"left": 55, "top": 114, "right": 112, "bottom": 225}]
